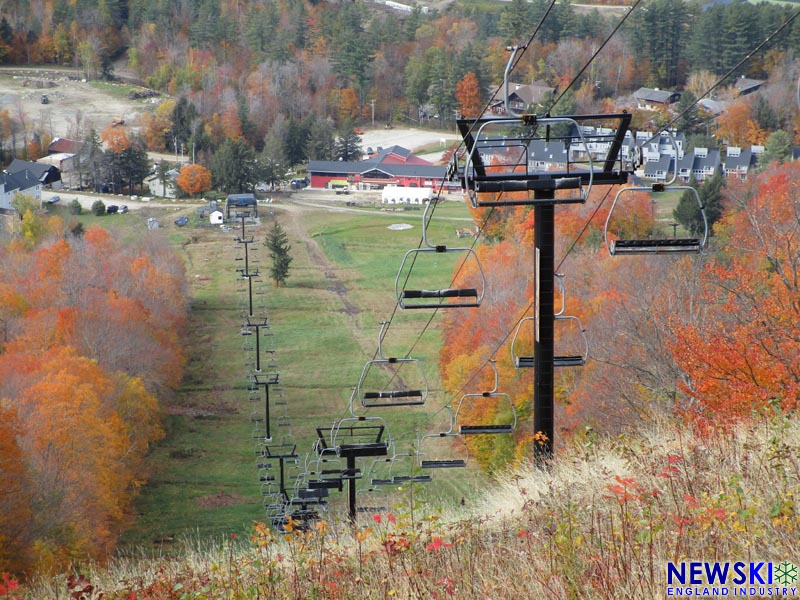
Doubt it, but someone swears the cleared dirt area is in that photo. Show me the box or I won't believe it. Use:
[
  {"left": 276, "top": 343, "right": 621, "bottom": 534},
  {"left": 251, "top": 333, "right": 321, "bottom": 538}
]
[
  {"left": 0, "top": 69, "right": 153, "bottom": 139},
  {"left": 360, "top": 127, "right": 459, "bottom": 157}
]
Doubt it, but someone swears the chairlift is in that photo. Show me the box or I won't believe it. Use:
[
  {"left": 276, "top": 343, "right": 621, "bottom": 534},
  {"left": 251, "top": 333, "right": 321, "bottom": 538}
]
[
  {"left": 510, "top": 316, "right": 536, "bottom": 369},
  {"left": 455, "top": 360, "right": 517, "bottom": 434},
  {"left": 452, "top": 62, "right": 630, "bottom": 208},
  {"left": 553, "top": 315, "right": 589, "bottom": 367},
  {"left": 356, "top": 485, "right": 390, "bottom": 514},
  {"left": 417, "top": 405, "right": 468, "bottom": 469},
  {"left": 326, "top": 415, "right": 390, "bottom": 459},
  {"left": 510, "top": 274, "right": 589, "bottom": 368},
  {"left": 604, "top": 183, "right": 707, "bottom": 255},
  {"left": 604, "top": 130, "right": 707, "bottom": 255},
  {"left": 460, "top": 115, "right": 595, "bottom": 207},
  {"left": 369, "top": 445, "right": 431, "bottom": 485},
  {"left": 356, "top": 321, "right": 428, "bottom": 408},
  {"left": 395, "top": 197, "right": 486, "bottom": 309}
]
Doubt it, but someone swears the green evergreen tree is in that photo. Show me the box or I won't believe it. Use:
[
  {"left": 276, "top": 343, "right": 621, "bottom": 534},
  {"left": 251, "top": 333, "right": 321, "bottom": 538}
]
[
  {"left": 498, "top": 0, "right": 534, "bottom": 45},
  {"left": 306, "top": 117, "right": 336, "bottom": 161},
  {"left": 762, "top": 130, "right": 792, "bottom": 165},
  {"left": 265, "top": 220, "right": 293, "bottom": 287},
  {"left": 673, "top": 172, "right": 724, "bottom": 238},
  {"left": 333, "top": 120, "right": 362, "bottom": 162},
  {"left": 675, "top": 90, "right": 703, "bottom": 135},
  {"left": 283, "top": 118, "right": 308, "bottom": 168},
  {"left": 171, "top": 97, "right": 199, "bottom": 153},
  {"left": 212, "top": 139, "right": 259, "bottom": 194}
]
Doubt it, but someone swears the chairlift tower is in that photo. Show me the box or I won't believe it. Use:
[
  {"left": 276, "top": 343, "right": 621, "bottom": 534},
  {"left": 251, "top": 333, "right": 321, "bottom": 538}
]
[{"left": 453, "top": 110, "right": 633, "bottom": 460}]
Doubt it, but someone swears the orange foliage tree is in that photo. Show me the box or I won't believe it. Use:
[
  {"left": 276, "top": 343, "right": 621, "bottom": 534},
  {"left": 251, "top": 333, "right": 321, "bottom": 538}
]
[
  {"left": 455, "top": 72, "right": 482, "bottom": 118},
  {"left": 669, "top": 163, "right": 800, "bottom": 422},
  {"left": 177, "top": 163, "right": 212, "bottom": 197},
  {"left": 100, "top": 124, "right": 131, "bottom": 153},
  {"left": 0, "top": 223, "right": 185, "bottom": 574},
  {"left": 715, "top": 100, "right": 766, "bottom": 147}
]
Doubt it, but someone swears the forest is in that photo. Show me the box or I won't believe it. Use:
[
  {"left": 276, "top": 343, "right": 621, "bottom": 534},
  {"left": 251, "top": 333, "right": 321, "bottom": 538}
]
[{"left": 0, "top": 204, "right": 188, "bottom": 573}]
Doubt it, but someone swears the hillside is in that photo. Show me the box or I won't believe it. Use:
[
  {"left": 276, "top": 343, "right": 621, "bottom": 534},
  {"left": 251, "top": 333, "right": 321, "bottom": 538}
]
[{"left": 15, "top": 415, "right": 800, "bottom": 598}]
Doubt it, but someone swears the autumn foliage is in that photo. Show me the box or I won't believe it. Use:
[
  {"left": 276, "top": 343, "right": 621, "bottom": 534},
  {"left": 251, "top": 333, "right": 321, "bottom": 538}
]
[
  {"left": 0, "top": 224, "right": 187, "bottom": 574},
  {"left": 177, "top": 163, "right": 213, "bottom": 197},
  {"left": 669, "top": 163, "right": 800, "bottom": 421}
]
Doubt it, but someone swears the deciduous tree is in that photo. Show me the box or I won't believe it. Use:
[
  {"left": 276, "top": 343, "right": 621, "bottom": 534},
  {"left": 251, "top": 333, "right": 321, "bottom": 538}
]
[
  {"left": 176, "top": 163, "right": 212, "bottom": 197},
  {"left": 455, "top": 72, "right": 482, "bottom": 118}
]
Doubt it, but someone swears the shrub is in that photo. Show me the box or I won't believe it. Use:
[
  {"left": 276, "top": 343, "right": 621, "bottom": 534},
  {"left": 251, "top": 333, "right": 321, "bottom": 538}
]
[
  {"left": 91, "top": 200, "right": 105, "bottom": 216},
  {"left": 69, "top": 199, "right": 82, "bottom": 215}
]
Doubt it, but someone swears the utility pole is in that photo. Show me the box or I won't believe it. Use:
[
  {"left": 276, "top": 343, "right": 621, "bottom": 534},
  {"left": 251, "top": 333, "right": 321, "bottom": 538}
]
[{"left": 371, "top": 99, "right": 376, "bottom": 127}]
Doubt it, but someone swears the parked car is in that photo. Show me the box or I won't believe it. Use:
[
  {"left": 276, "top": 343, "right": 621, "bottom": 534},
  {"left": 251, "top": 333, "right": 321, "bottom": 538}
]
[
  {"left": 174, "top": 216, "right": 189, "bottom": 227},
  {"left": 46, "top": 195, "right": 60, "bottom": 204},
  {"left": 106, "top": 205, "right": 119, "bottom": 214},
  {"left": 119, "top": 205, "right": 128, "bottom": 214}
]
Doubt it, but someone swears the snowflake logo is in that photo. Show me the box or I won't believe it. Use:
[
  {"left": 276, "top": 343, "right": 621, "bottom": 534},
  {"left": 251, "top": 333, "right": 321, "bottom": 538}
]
[{"left": 775, "top": 561, "right": 798, "bottom": 585}]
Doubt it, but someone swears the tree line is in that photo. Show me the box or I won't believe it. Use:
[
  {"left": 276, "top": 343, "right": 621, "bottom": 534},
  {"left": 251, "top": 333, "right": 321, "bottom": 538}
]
[{"left": 3, "top": 0, "right": 800, "bottom": 189}]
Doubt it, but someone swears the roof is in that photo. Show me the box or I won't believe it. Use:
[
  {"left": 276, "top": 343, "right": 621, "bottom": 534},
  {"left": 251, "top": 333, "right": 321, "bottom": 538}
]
[
  {"left": 7, "top": 158, "right": 60, "bottom": 182},
  {"left": 633, "top": 88, "right": 681, "bottom": 105},
  {"left": 678, "top": 148, "right": 721, "bottom": 175},
  {"left": 38, "top": 153, "right": 73, "bottom": 165},
  {"left": 643, "top": 154, "right": 673, "bottom": 177},
  {"left": 308, "top": 146, "right": 444, "bottom": 179},
  {"left": 528, "top": 140, "right": 568, "bottom": 162},
  {"left": 698, "top": 98, "right": 727, "bottom": 115},
  {"left": 734, "top": 77, "right": 764, "bottom": 95},
  {"left": 0, "top": 170, "right": 41, "bottom": 194},
  {"left": 507, "top": 81, "right": 557, "bottom": 108},
  {"left": 226, "top": 193, "right": 257, "bottom": 205},
  {"left": 724, "top": 147, "right": 754, "bottom": 171},
  {"left": 48, "top": 137, "right": 84, "bottom": 154}
]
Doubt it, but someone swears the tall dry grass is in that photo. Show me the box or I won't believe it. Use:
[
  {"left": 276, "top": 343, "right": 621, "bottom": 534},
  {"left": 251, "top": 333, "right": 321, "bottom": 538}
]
[{"left": 11, "top": 414, "right": 800, "bottom": 599}]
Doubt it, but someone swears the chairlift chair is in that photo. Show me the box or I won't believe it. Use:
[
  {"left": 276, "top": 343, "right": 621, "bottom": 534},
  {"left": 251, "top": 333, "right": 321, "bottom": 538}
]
[
  {"left": 553, "top": 315, "right": 589, "bottom": 367},
  {"left": 510, "top": 274, "right": 589, "bottom": 368},
  {"left": 604, "top": 183, "right": 708, "bottom": 255},
  {"left": 455, "top": 360, "right": 517, "bottom": 434},
  {"left": 356, "top": 321, "right": 429, "bottom": 408},
  {"left": 329, "top": 415, "right": 390, "bottom": 459},
  {"left": 395, "top": 197, "right": 487, "bottom": 309},
  {"left": 459, "top": 115, "right": 596, "bottom": 207},
  {"left": 452, "top": 48, "right": 631, "bottom": 207},
  {"left": 368, "top": 446, "right": 431, "bottom": 485},
  {"left": 417, "top": 405, "right": 468, "bottom": 469},
  {"left": 512, "top": 319, "right": 588, "bottom": 368},
  {"left": 356, "top": 487, "right": 389, "bottom": 514},
  {"left": 510, "top": 316, "right": 536, "bottom": 369}
]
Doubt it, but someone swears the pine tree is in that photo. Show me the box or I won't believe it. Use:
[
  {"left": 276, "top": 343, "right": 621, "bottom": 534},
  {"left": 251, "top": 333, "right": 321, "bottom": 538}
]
[
  {"left": 673, "top": 172, "right": 724, "bottom": 238},
  {"left": 333, "top": 120, "right": 363, "bottom": 162},
  {"left": 265, "top": 221, "right": 293, "bottom": 287}
]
